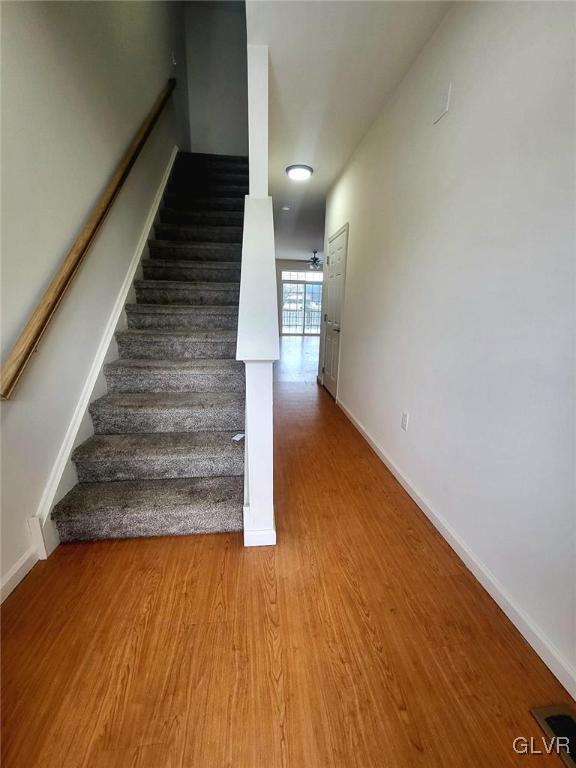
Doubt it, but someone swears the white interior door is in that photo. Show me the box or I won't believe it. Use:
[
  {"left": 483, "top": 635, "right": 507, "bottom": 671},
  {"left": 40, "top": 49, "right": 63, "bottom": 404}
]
[{"left": 323, "top": 225, "right": 348, "bottom": 398}]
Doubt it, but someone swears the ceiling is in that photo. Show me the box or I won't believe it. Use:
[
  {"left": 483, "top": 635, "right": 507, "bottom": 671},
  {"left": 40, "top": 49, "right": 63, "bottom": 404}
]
[{"left": 246, "top": 1, "right": 450, "bottom": 260}]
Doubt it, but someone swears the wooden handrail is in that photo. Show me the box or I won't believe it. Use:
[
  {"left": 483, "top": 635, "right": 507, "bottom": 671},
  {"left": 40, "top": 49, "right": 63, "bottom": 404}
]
[{"left": 0, "top": 78, "right": 177, "bottom": 400}]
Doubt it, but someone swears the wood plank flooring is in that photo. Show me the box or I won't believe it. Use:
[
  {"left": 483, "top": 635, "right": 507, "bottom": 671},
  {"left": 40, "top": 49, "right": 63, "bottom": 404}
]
[{"left": 2, "top": 381, "right": 573, "bottom": 767}]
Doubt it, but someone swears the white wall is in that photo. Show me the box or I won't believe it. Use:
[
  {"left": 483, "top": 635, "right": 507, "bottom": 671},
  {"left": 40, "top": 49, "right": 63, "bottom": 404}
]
[
  {"left": 1, "top": 2, "right": 189, "bottom": 587},
  {"left": 185, "top": 1, "right": 248, "bottom": 156},
  {"left": 325, "top": 2, "right": 576, "bottom": 695}
]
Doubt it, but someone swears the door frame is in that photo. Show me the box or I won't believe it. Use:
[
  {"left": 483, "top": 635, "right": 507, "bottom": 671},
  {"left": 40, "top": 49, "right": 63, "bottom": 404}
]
[{"left": 319, "top": 222, "right": 349, "bottom": 397}]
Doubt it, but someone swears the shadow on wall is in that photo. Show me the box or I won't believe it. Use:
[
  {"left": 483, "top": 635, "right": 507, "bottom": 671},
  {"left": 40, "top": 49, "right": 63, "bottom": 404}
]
[{"left": 185, "top": 1, "right": 248, "bottom": 156}]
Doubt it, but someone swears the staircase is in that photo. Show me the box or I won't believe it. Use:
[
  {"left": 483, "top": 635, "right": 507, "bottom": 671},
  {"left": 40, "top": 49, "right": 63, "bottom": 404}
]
[{"left": 52, "top": 152, "right": 248, "bottom": 542}]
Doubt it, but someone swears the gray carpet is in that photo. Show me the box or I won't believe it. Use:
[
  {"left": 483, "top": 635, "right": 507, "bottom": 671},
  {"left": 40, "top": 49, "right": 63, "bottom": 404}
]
[{"left": 52, "top": 152, "right": 248, "bottom": 542}]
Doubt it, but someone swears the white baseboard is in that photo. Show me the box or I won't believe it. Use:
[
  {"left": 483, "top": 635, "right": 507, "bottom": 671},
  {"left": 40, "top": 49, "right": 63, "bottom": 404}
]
[
  {"left": 244, "top": 529, "right": 277, "bottom": 546},
  {"left": 243, "top": 506, "right": 277, "bottom": 546},
  {"left": 42, "top": 516, "right": 60, "bottom": 558},
  {"left": 1, "top": 547, "right": 39, "bottom": 603},
  {"left": 336, "top": 397, "right": 576, "bottom": 701},
  {"left": 34, "top": 145, "right": 178, "bottom": 533},
  {"left": 27, "top": 516, "right": 47, "bottom": 559}
]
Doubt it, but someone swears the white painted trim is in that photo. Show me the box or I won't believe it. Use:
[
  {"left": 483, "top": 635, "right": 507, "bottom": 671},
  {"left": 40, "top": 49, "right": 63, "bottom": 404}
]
[
  {"left": 42, "top": 515, "right": 60, "bottom": 558},
  {"left": 34, "top": 145, "right": 178, "bottom": 528},
  {"left": 241, "top": 361, "right": 276, "bottom": 546},
  {"left": 320, "top": 223, "right": 349, "bottom": 400},
  {"left": 27, "top": 517, "right": 47, "bottom": 559},
  {"left": 1, "top": 547, "right": 39, "bottom": 603},
  {"left": 247, "top": 45, "right": 269, "bottom": 197},
  {"left": 243, "top": 514, "right": 277, "bottom": 547},
  {"left": 336, "top": 396, "right": 576, "bottom": 700},
  {"left": 236, "top": 197, "right": 279, "bottom": 361}
]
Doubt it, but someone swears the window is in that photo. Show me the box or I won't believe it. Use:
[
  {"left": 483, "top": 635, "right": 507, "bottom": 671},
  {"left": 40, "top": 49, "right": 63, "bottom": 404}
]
[
  {"left": 281, "top": 270, "right": 323, "bottom": 283},
  {"left": 281, "top": 270, "right": 323, "bottom": 335}
]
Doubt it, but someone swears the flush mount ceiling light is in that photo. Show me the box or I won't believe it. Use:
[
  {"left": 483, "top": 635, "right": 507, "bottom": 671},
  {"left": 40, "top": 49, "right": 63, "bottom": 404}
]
[
  {"left": 286, "top": 164, "right": 313, "bottom": 181},
  {"left": 281, "top": 205, "right": 291, "bottom": 211}
]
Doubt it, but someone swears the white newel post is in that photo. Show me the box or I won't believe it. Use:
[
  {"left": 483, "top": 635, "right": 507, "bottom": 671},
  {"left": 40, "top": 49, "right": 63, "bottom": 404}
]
[
  {"left": 243, "top": 361, "right": 275, "bottom": 546},
  {"left": 237, "top": 45, "right": 279, "bottom": 546}
]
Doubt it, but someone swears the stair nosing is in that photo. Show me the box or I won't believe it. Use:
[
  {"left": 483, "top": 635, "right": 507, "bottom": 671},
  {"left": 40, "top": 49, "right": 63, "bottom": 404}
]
[
  {"left": 91, "top": 391, "right": 245, "bottom": 409},
  {"left": 72, "top": 432, "right": 245, "bottom": 460},
  {"left": 116, "top": 328, "right": 237, "bottom": 336},
  {"left": 134, "top": 279, "right": 240, "bottom": 289},
  {"left": 125, "top": 303, "right": 239, "bottom": 313},
  {"left": 141, "top": 259, "right": 241, "bottom": 268},
  {"left": 104, "top": 357, "right": 244, "bottom": 367},
  {"left": 149, "top": 239, "right": 241, "bottom": 249}
]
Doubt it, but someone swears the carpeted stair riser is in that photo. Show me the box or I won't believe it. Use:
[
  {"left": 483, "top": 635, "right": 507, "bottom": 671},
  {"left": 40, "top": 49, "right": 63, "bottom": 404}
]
[
  {"left": 141, "top": 260, "right": 241, "bottom": 283},
  {"left": 174, "top": 155, "right": 249, "bottom": 170},
  {"left": 176, "top": 165, "right": 248, "bottom": 179},
  {"left": 116, "top": 330, "right": 237, "bottom": 360},
  {"left": 165, "top": 182, "right": 248, "bottom": 199},
  {"left": 148, "top": 240, "right": 241, "bottom": 262},
  {"left": 168, "top": 170, "right": 248, "bottom": 184},
  {"left": 155, "top": 223, "right": 242, "bottom": 244},
  {"left": 104, "top": 359, "right": 245, "bottom": 393},
  {"left": 159, "top": 208, "right": 243, "bottom": 227},
  {"left": 52, "top": 476, "right": 244, "bottom": 542},
  {"left": 73, "top": 433, "right": 244, "bottom": 482},
  {"left": 89, "top": 392, "right": 244, "bottom": 434},
  {"left": 163, "top": 195, "right": 245, "bottom": 212},
  {"left": 125, "top": 304, "right": 238, "bottom": 331},
  {"left": 169, "top": 170, "right": 248, "bottom": 187},
  {"left": 135, "top": 280, "right": 240, "bottom": 306}
]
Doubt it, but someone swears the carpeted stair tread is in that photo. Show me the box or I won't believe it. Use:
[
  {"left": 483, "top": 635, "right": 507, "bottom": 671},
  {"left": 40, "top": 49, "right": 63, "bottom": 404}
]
[
  {"left": 51, "top": 476, "right": 244, "bottom": 541},
  {"left": 72, "top": 432, "right": 244, "bottom": 482},
  {"left": 166, "top": 184, "right": 248, "bottom": 200},
  {"left": 174, "top": 160, "right": 249, "bottom": 175},
  {"left": 163, "top": 195, "right": 245, "bottom": 212},
  {"left": 159, "top": 208, "right": 244, "bottom": 226},
  {"left": 155, "top": 223, "right": 243, "bottom": 243},
  {"left": 135, "top": 279, "right": 240, "bottom": 290},
  {"left": 104, "top": 357, "right": 245, "bottom": 392},
  {"left": 106, "top": 357, "right": 244, "bottom": 373},
  {"left": 116, "top": 328, "right": 237, "bottom": 360},
  {"left": 125, "top": 304, "right": 238, "bottom": 330},
  {"left": 161, "top": 205, "right": 244, "bottom": 220},
  {"left": 134, "top": 279, "right": 240, "bottom": 306},
  {"left": 89, "top": 391, "right": 245, "bottom": 434},
  {"left": 169, "top": 170, "right": 248, "bottom": 185},
  {"left": 148, "top": 240, "right": 242, "bottom": 261},
  {"left": 141, "top": 259, "right": 241, "bottom": 283}
]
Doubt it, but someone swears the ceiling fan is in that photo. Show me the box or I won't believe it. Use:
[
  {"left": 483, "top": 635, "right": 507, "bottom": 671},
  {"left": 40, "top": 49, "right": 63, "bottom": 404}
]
[{"left": 308, "top": 250, "right": 322, "bottom": 271}]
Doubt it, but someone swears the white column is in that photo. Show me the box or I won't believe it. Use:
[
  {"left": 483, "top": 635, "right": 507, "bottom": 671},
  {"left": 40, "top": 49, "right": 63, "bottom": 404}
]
[
  {"left": 247, "top": 45, "right": 269, "bottom": 197},
  {"left": 238, "top": 43, "right": 278, "bottom": 546},
  {"left": 243, "top": 360, "right": 276, "bottom": 546}
]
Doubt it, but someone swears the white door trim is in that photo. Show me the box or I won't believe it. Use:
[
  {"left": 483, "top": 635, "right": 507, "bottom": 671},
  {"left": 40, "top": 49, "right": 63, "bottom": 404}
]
[{"left": 321, "top": 223, "right": 349, "bottom": 398}]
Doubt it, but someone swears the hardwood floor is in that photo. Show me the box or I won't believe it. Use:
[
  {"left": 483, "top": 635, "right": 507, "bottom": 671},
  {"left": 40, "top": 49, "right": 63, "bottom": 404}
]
[{"left": 2, "top": 381, "right": 573, "bottom": 767}]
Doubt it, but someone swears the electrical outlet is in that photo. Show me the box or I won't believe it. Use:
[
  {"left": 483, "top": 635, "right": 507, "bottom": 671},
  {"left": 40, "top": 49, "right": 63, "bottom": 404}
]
[{"left": 401, "top": 412, "right": 409, "bottom": 432}]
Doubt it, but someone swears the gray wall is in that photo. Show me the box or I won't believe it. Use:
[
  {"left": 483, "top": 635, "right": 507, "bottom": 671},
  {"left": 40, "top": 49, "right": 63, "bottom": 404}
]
[{"left": 185, "top": 1, "right": 248, "bottom": 156}]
